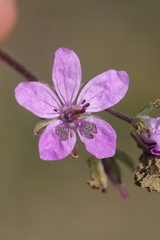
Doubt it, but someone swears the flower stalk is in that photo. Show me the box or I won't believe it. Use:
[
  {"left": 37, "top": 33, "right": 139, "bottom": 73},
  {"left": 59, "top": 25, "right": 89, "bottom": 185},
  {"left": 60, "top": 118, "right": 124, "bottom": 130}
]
[
  {"left": 0, "top": 48, "right": 39, "bottom": 82},
  {"left": 105, "top": 108, "right": 132, "bottom": 124}
]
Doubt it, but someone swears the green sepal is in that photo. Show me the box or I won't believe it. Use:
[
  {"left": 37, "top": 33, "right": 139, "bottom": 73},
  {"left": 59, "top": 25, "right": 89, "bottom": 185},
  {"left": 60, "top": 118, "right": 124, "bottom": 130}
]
[
  {"left": 131, "top": 117, "right": 150, "bottom": 135},
  {"left": 34, "top": 118, "right": 56, "bottom": 136},
  {"left": 137, "top": 99, "right": 160, "bottom": 117},
  {"left": 87, "top": 156, "right": 107, "bottom": 192}
]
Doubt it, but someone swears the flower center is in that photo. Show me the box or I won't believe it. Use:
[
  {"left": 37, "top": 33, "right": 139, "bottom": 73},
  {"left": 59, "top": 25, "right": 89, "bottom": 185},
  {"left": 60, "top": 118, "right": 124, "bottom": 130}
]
[
  {"left": 63, "top": 103, "right": 90, "bottom": 123},
  {"left": 55, "top": 101, "right": 96, "bottom": 141},
  {"left": 35, "top": 100, "right": 91, "bottom": 140}
]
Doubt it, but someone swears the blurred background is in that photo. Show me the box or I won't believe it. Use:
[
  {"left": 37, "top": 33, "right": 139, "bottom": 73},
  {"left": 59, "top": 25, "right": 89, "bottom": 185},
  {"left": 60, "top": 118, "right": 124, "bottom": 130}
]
[{"left": 0, "top": 0, "right": 160, "bottom": 239}]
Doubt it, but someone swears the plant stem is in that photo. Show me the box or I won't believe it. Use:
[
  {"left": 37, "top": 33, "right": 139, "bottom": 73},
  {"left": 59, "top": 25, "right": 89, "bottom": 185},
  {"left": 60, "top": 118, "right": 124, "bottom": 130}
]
[
  {"left": 105, "top": 108, "right": 132, "bottom": 124},
  {"left": 0, "top": 49, "right": 39, "bottom": 82}
]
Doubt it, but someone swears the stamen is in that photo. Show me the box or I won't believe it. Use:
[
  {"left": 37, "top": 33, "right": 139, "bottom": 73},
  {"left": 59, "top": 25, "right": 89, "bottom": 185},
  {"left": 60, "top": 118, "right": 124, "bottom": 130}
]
[
  {"left": 81, "top": 100, "right": 86, "bottom": 105},
  {"left": 85, "top": 103, "right": 90, "bottom": 107},
  {"left": 81, "top": 103, "right": 90, "bottom": 114},
  {"left": 54, "top": 109, "right": 58, "bottom": 112}
]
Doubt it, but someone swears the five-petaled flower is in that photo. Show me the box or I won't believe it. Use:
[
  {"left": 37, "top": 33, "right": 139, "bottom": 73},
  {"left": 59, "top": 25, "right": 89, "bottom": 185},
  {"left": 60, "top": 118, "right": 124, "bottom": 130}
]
[{"left": 15, "top": 48, "right": 129, "bottom": 160}]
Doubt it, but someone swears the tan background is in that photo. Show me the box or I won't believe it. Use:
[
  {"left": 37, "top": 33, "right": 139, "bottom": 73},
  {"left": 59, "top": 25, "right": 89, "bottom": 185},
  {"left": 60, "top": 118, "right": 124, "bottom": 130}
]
[{"left": 0, "top": 1, "right": 160, "bottom": 239}]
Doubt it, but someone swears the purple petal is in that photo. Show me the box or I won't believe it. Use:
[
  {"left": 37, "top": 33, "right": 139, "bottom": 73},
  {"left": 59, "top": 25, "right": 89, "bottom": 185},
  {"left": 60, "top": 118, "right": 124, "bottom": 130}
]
[
  {"left": 77, "top": 70, "right": 129, "bottom": 112},
  {"left": 154, "top": 117, "right": 160, "bottom": 133},
  {"left": 15, "top": 82, "right": 62, "bottom": 118},
  {"left": 140, "top": 117, "right": 160, "bottom": 156},
  {"left": 147, "top": 133, "right": 160, "bottom": 156},
  {"left": 52, "top": 48, "right": 82, "bottom": 105},
  {"left": 117, "top": 185, "right": 129, "bottom": 199},
  {"left": 39, "top": 120, "right": 76, "bottom": 160},
  {"left": 150, "top": 118, "right": 160, "bottom": 155},
  {"left": 141, "top": 116, "right": 158, "bottom": 132},
  {"left": 76, "top": 116, "right": 116, "bottom": 158}
]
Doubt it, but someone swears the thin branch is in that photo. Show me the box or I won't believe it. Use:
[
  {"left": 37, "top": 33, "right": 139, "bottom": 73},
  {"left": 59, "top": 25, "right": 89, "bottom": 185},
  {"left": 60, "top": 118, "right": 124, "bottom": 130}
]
[
  {"left": 105, "top": 108, "right": 132, "bottom": 124},
  {"left": 0, "top": 49, "right": 39, "bottom": 82}
]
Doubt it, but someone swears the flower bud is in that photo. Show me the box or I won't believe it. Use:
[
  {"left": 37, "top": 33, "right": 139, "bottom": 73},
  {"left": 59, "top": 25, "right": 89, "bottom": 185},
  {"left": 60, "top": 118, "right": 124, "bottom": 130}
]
[{"left": 131, "top": 100, "right": 160, "bottom": 192}]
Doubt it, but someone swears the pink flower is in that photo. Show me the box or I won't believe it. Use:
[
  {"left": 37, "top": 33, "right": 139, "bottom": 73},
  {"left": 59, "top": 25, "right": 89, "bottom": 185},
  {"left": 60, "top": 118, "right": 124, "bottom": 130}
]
[{"left": 15, "top": 48, "right": 129, "bottom": 160}]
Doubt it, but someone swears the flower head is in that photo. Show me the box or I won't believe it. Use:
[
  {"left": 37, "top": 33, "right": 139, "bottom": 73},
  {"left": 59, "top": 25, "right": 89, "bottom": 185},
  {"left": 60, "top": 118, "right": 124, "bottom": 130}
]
[
  {"left": 15, "top": 48, "right": 129, "bottom": 160},
  {"left": 131, "top": 100, "right": 160, "bottom": 192},
  {"left": 131, "top": 100, "right": 160, "bottom": 157}
]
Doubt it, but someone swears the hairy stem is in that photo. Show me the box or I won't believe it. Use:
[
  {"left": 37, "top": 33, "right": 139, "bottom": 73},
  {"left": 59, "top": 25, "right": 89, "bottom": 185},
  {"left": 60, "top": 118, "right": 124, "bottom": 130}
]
[
  {"left": 105, "top": 108, "right": 132, "bottom": 124},
  {"left": 0, "top": 49, "right": 39, "bottom": 82}
]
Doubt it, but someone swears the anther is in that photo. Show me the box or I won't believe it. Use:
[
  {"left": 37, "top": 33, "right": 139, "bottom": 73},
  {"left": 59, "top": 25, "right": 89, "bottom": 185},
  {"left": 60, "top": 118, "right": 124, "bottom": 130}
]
[
  {"left": 81, "top": 100, "right": 86, "bottom": 105},
  {"left": 81, "top": 103, "right": 90, "bottom": 113}
]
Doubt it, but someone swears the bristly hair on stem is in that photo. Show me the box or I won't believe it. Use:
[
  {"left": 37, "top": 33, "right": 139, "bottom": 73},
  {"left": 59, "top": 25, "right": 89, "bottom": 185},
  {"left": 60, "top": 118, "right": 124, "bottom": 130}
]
[{"left": 0, "top": 49, "right": 39, "bottom": 82}]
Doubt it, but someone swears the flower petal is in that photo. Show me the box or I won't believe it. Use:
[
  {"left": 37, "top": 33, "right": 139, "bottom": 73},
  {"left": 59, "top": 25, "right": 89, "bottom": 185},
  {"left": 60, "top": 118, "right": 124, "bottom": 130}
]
[
  {"left": 15, "top": 82, "right": 62, "bottom": 118},
  {"left": 140, "top": 117, "right": 160, "bottom": 156},
  {"left": 117, "top": 186, "right": 129, "bottom": 199},
  {"left": 52, "top": 48, "right": 82, "bottom": 105},
  {"left": 76, "top": 116, "right": 116, "bottom": 158},
  {"left": 38, "top": 120, "right": 76, "bottom": 160},
  {"left": 141, "top": 116, "right": 158, "bottom": 131},
  {"left": 77, "top": 70, "right": 129, "bottom": 112},
  {"left": 142, "top": 132, "right": 160, "bottom": 156},
  {"left": 153, "top": 117, "right": 160, "bottom": 133},
  {"left": 150, "top": 118, "right": 160, "bottom": 155}
]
